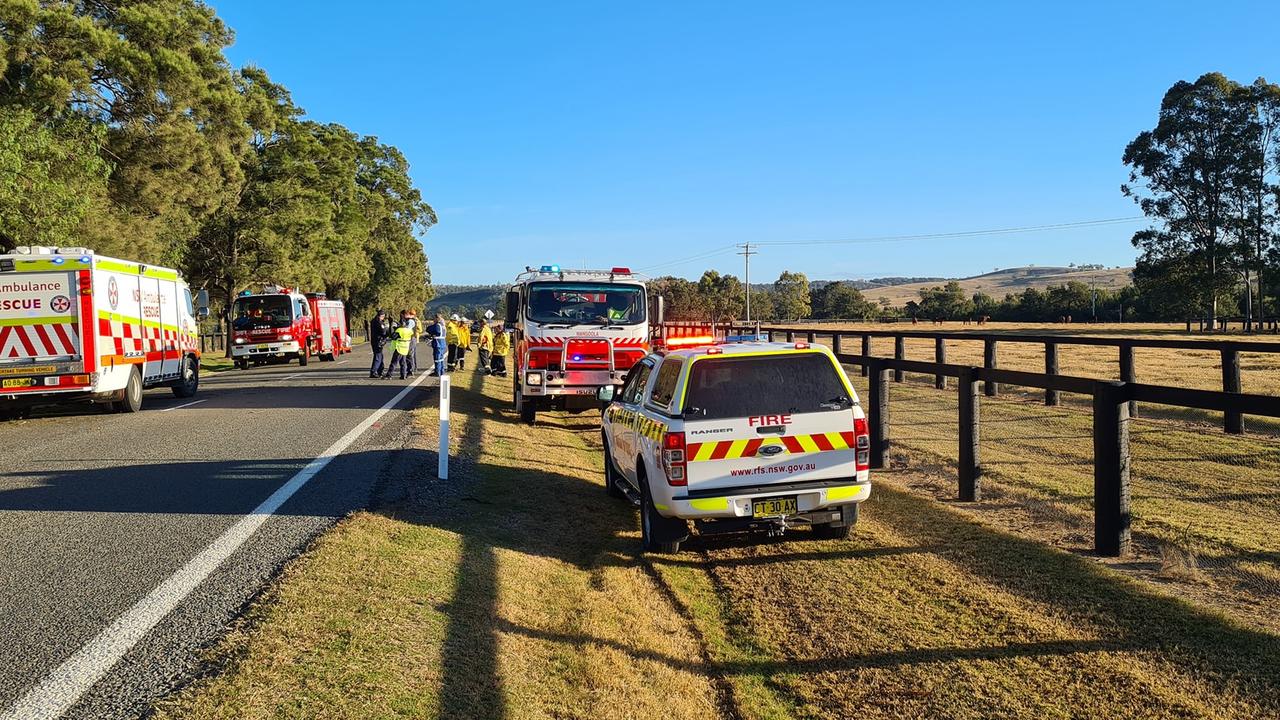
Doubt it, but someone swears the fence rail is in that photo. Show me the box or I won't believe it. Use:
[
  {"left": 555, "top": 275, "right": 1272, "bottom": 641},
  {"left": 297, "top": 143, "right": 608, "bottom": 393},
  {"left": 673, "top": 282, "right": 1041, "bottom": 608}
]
[
  {"left": 833, "top": 349, "right": 1280, "bottom": 557},
  {"left": 757, "top": 325, "right": 1280, "bottom": 434}
]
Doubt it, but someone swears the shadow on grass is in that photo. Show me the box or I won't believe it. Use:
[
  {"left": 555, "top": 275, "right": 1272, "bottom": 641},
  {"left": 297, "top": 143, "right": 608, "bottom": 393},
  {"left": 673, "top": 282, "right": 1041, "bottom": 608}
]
[{"left": 389, "top": 367, "right": 1280, "bottom": 719}]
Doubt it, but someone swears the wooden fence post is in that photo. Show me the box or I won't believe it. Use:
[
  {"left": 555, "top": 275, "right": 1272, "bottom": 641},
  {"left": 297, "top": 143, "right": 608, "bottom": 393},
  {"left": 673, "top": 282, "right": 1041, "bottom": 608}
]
[
  {"left": 806, "top": 330, "right": 816, "bottom": 344},
  {"left": 867, "top": 360, "right": 890, "bottom": 469},
  {"left": 893, "top": 336, "right": 905, "bottom": 382},
  {"left": 785, "top": 330, "right": 795, "bottom": 343},
  {"left": 1093, "top": 380, "right": 1131, "bottom": 557},
  {"left": 958, "top": 367, "right": 981, "bottom": 501},
  {"left": 832, "top": 333, "right": 843, "bottom": 355},
  {"left": 1222, "top": 349, "right": 1243, "bottom": 434},
  {"left": 766, "top": 329, "right": 774, "bottom": 342},
  {"left": 934, "top": 338, "right": 947, "bottom": 390},
  {"left": 860, "top": 334, "right": 871, "bottom": 377},
  {"left": 983, "top": 339, "right": 999, "bottom": 396},
  {"left": 1044, "top": 342, "right": 1059, "bottom": 406},
  {"left": 1119, "top": 343, "right": 1138, "bottom": 418}
]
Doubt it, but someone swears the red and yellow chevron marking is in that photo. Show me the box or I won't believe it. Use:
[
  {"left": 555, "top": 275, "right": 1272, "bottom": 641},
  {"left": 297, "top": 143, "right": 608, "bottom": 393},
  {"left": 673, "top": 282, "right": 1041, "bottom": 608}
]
[
  {"left": 606, "top": 405, "right": 667, "bottom": 441},
  {"left": 686, "top": 432, "right": 856, "bottom": 462}
]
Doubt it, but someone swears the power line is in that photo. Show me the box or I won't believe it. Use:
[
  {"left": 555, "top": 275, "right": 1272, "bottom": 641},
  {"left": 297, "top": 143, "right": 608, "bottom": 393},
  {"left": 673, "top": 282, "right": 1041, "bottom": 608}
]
[{"left": 753, "top": 217, "right": 1146, "bottom": 247}]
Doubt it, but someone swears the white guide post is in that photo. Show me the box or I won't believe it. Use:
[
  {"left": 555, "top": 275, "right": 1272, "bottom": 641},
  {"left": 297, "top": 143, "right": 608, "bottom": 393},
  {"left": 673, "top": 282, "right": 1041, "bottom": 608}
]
[{"left": 438, "top": 374, "right": 450, "bottom": 479}]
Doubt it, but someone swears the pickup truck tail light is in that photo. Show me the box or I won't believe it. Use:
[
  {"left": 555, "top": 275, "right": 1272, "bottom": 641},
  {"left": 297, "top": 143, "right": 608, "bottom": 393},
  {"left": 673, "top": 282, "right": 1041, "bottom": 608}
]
[
  {"left": 662, "top": 431, "right": 687, "bottom": 486},
  {"left": 853, "top": 415, "right": 870, "bottom": 470}
]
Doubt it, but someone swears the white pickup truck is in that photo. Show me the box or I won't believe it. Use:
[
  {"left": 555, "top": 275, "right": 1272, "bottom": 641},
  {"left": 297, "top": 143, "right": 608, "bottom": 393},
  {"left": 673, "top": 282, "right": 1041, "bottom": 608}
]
[{"left": 599, "top": 339, "right": 871, "bottom": 553}]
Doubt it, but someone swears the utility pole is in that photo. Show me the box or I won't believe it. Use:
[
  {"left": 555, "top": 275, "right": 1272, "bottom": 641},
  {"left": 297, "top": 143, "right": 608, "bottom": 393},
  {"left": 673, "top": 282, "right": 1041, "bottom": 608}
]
[{"left": 737, "top": 243, "right": 757, "bottom": 322}]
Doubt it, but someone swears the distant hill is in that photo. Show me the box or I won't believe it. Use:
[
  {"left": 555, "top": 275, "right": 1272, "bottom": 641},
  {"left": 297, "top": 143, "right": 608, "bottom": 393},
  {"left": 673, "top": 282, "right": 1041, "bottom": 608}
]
[
  {"left": 859, "top": 266, "right": 1133, "bottom": 305},
  {"left": 426, "top": 285, "right": 504, "bottom": 316}
]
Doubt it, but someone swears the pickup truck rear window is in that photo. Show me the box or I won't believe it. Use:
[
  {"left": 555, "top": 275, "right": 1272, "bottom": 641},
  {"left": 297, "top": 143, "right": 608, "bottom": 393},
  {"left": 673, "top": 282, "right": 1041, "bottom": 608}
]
[{"left": 683, "top": 353, "right": 850, "bottom": 420}]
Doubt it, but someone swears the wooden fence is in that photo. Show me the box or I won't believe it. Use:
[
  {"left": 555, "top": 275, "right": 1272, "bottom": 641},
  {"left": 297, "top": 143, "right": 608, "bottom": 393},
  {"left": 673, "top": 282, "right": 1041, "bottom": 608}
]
[
  {"left": 836, "top": 351, "right": 1280, "bottom": 557},
  {"left": 758, "top": 326, "right": 1280, "bottom": 434}
]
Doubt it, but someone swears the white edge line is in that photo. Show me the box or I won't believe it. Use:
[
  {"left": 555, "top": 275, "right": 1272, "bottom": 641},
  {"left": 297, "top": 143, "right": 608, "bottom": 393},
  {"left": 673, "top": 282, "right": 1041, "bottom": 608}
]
[
  {"left": 279, "top": 373, "right": 303, "bottom": 381},
  {"left": 1, "top": 372, "right": 431, "bottom": 720},
  {"left": 159, "top": 399, "right": 205, "bottom": 413}
]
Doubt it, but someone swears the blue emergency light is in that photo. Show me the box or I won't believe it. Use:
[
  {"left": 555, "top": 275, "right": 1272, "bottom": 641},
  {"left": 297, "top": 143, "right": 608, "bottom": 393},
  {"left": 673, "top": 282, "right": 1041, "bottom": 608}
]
[
  {"left": 726, "top": 334, "right": 768, "bottom": 343},
  {"left": 51, "top": 257, "right": 65, "bottom": 265},
  {"left": 78, "top": 256, "right": 91, "bottom": 263},
  {"left": 540, "top": 264, "right": 561, "bottom": 273}
]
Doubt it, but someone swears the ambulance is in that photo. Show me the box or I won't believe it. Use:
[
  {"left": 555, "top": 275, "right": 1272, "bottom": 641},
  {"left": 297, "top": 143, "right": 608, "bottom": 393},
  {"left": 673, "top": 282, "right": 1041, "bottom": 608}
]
[
  {"left": 0, "top": 246, "right": 208, "bottom": 417},
  {"left": 598, "top": 338, "right": 870, "bottom": 553}
]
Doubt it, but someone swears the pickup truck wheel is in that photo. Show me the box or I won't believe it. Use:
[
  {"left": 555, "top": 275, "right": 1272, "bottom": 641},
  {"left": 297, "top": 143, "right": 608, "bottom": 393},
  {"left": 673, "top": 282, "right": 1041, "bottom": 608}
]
[
  {"left": 171, "top": 356, "right": 199, "bottom": 398},
  {"left": 602, "top": 435, "right": 624, "bottom": 499},
  {"left": 113, "top": 367, "right": 143, "bottom": 413},
  {"left": 640, "top": 474, "right": 683, "bottom": 554},
  {"left": 813, "top": 503, "right": 858, "bottom": 540}
]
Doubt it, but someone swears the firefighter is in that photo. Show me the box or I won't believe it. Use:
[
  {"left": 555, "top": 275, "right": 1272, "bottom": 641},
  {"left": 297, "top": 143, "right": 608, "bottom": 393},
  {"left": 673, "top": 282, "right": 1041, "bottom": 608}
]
[
  {"left": 369, "top": 309, "right": 390, "bottom": 378},
  {"left": 456, "top": 319, "right": 471, "bottom": 370},
  {"left": 427, "top": 313, "right": 447, "bottom": 376},
  {"left": 477, "top": 321, "right": 494, "bottom": 374},
  {"left": 446, "top": 316, "right": 461, "bottom": 370},
  {"left": 490, "top": 323, "right": 510, "bottom": 377},
  {"left": 382, "top": 321, "right": 415, "bottom": 380},
  {"left": 403, "top": 310, "right": 420, "bottom": 375}
]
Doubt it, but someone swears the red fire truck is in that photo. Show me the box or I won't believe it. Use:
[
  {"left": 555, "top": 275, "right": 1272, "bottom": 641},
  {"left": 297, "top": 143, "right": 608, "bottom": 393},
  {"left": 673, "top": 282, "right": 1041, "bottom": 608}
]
[
  {"left": 505, "top": 265, "right": 650, "bottom": 423},
  {"left": 229, "top": 288, "right": 350, "bottom": 369}
]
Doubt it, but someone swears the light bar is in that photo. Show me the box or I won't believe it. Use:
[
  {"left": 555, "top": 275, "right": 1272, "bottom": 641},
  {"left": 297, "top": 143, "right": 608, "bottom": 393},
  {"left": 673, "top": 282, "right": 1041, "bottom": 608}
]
[
  {"left": 664, "top": 335, "right": 717, "bottom": 348},
  {"left": 540, "top": 264, "right": 561, "bottom": 273}
]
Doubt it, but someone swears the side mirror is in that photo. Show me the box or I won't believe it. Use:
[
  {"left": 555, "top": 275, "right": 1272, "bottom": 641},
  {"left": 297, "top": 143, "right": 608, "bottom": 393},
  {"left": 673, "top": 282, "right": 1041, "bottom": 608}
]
[
  {"left": 196, "top": 289, "right": 210, "bottom": 320},
  {"left": 505, "top": 291, "right": 519, "bottom": 324},
  {"left": 596, "top": 385, "right": 616, "bottom": 403}
]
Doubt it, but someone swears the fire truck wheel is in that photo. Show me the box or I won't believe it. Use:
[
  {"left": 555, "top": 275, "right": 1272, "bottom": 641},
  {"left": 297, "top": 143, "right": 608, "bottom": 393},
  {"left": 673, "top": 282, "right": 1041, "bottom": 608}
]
[
  {"left": 172, "top": 356, "right": 199, "bottom": 398},
  {"left": 514, "top": 384, "right": 536, "bottom": 424},
  {"left": 602, "top": 435, "right": 625, "bottom": 499},
  {"left": 298, "top": 344, "right": 309, "bottom": 366},
  {"left": 639, "top": 471, "right": 683, "bottom": 554},
  {"left": 113, "top": 368, "right": 143, "bottom": 414},
  {"left": 235, "top": 358, "right": 248, "bottom": 370}
]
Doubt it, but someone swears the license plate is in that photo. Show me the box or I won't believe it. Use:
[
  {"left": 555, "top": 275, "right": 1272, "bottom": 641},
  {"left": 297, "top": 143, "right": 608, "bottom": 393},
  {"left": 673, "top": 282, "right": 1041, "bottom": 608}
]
[
  {"left": 752, "top": 496, "right": 798, "bottom": 518},
  {"left": 0, "top": 365, "right": 54, "bottom": 376},
  {"left": 256, "top": 344, "right": 270, "bottom": 350},
  {"left": 2, "top": 378, "right": 35, "bottom": 388}
]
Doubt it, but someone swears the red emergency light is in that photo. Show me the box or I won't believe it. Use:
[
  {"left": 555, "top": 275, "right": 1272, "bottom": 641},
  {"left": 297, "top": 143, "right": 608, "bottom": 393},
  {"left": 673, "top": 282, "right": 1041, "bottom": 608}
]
[
  {"left": 610, "top": 267, "right": 631, "bottom": 274},
  {"left": 664, "top": 335, "right": 716, "bottom": 348}
]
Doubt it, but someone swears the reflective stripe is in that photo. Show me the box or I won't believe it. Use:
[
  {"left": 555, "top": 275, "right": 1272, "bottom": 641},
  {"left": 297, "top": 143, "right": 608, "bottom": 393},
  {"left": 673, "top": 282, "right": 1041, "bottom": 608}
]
[
  {"left": 687, "top": 432, "right": 858, "bottom": 462},
  {"left": 653, "top": 503, "right": 670, "bottom": 511},
  {"left": 689, "top": 497, "right": 729, "bottom": 511},
  {"left": 0, "top": 316, "right": 77, "bottom": 327},
  {"left": 826, "top": 485, "right": 870, "bottom": 502}
]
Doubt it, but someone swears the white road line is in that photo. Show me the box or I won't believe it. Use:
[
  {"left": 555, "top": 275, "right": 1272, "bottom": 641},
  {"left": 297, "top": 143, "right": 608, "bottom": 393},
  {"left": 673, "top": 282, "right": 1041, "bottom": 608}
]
[
  {"left": 1, "top": 373, "right": 431, "bottom": 720},
  {"left": 159, "top": 400, "right": 206, "bottom": 413},
  {"left": 279, "top": 373, "right": 303, "bottom": 381},
  {"left": 336, "top": 360, "right": 347, "bottom": 365}
]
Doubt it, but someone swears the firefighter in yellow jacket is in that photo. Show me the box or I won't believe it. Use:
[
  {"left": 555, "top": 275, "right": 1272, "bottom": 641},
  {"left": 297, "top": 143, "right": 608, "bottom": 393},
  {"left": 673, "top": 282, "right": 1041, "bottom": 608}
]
[
  {"left": 477, "top": 322, "right": 494, "bottom": 374},
  {"left": 490, "top": 323, "right": 510, "bottom": 377},
  {"left": 381, "top": 322, "right": 415, "bottom": 380},
  {"left": 446, "top": 316, "right": 461, "bottom": 370},
  {"left": 456, "top": 321, "right": 472, "bottom": 370}
]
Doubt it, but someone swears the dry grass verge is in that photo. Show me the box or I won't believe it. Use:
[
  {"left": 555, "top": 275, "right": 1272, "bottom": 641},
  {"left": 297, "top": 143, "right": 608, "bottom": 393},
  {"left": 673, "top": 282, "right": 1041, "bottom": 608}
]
[{"left": 156, "top": 363, "right": 1280, "bottom": 719}]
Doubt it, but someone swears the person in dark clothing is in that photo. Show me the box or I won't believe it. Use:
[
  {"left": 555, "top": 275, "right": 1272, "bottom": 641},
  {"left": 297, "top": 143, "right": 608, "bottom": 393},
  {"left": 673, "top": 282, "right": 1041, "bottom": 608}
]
[{"left": 369, "top": 309, "right": 390, "bottom": 378}]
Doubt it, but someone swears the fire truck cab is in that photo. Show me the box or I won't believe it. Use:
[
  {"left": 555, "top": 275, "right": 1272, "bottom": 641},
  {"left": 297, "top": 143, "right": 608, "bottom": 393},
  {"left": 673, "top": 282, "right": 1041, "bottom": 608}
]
[{"left": 506, "top": 265, "right": 649, "bottom": 424}]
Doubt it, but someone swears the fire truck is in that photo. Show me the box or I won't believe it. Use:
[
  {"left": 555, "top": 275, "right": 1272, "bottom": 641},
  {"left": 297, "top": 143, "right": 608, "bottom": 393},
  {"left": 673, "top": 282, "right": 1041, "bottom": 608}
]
[
  {"left": 505, "top": 265, "right": 650, "bottom": 423},
  {"left": 229, "top": 288, "right": 350, "bottom": 369},
  {"left": 0, "top": 246, "right": 208, "bottom": 417}
]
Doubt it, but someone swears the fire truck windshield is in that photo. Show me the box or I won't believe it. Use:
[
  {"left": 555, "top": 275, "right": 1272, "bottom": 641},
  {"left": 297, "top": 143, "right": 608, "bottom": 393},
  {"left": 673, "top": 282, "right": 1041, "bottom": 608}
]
[
  {"left": 526, "top": 283, "right": 646, "bottom": 325},
  {"left": 232, "top": 295, "right": 294, "bottom": 329}
]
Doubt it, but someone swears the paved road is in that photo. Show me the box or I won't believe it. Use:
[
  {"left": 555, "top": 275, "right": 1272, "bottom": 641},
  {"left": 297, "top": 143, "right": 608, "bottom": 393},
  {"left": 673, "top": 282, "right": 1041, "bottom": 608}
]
[{"left": 0, "top": 348, "right": 437, "bottom": 719}]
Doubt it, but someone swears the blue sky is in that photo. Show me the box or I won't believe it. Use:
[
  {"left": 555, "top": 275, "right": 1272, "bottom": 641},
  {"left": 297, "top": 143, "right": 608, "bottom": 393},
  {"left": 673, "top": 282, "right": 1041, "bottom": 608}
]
[{"left": 210, "top": 1, "right": 1276, "bottom": 285}]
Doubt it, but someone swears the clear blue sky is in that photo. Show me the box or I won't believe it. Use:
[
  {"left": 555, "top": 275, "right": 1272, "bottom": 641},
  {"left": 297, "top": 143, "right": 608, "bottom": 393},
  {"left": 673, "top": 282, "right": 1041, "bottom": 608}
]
[{"left": 210, "top": 0, "right": 1275, "bottom": 285}]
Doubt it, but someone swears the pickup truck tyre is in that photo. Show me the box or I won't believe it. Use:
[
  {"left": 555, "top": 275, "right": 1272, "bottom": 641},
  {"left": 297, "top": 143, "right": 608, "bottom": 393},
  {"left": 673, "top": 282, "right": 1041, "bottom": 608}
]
[
  {"left": 602, "top": 435, "right": 624, "bottom": 499},
  {"left": 813, "top": 503, "right": 858, "bottom": 540},
  {"left": 639, "top": 471, "right": 683, "bottom": 554},
  {"left": 171, "top": 356, "right": 199, "bottom": 398},
  {"left": 113, "top": 367, "right": 143, "bottom": 413}
]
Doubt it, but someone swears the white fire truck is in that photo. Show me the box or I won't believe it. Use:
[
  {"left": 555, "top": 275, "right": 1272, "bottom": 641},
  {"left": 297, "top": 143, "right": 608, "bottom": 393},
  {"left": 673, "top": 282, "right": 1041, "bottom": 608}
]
[
  {"left": 505, "top": 265, "right": 650, "bottom": 423},
  {"left": 0, "top": 246, "right": 208, "bottom": 417}
]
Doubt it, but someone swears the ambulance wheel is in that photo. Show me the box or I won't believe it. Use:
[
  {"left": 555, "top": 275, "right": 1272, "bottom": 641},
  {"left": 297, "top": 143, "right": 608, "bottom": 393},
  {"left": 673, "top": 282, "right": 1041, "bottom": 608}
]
[
  {"left": 639, "top": 472, "right": 684, "bottom": 554},
  {"left": 113, "top": 368, "right": 143, "bottom": 413},
  {"left": 602, "top": 436, "right": 624, "bottom": 499},
  {"left": 298, "top": 346, "right": 309, "bottom": 366},
  {"left": 172, "top": 356, "right": 199, "bottom": 398}
]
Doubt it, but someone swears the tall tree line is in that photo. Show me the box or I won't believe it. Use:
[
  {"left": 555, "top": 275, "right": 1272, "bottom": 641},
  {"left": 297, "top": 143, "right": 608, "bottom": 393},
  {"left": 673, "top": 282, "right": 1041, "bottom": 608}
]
[
  {"left": 0, "top": 0, "right": 434, "bottom": 317},
  {"left": 1124, "top": 72, "right": 1280, "bottom": 328}
]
